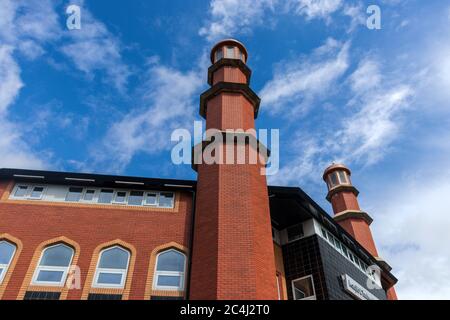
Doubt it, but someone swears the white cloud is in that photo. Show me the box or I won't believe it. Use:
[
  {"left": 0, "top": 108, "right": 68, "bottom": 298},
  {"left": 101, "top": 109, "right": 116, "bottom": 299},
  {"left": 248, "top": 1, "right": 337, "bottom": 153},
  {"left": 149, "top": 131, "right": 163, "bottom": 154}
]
[
  {"left": 89, "top": 62, "right": 203, "bottom": 172},
  {"left": 260, "top": 38, "right": 350, "bottom": 116},
  {"left": 267, "top": 43, "right": 413, "bottom": 185},
  {"left": 200, "top": 0, "right": 348, "bottom": 41},
  {"left": 60, "top": 0, "right": 131, "bottom": 92},
  {"left": 337, "top": 85, "right": 412, "bottom": 165},
  {"left": 0, "top": 46, "right": 23, "bottom": 115},
  {"left": 349, "top": 58, "right": 381, "bottom": 94},
  {"left": 0, "top": 45, "right": 46, "bottom": 169},
  {"left": 370, "top": 171, "right": 450, "bottom": 299},
  {"left": 199, "top": 0, "right": 277, "bottom": 42},
  {"left": 288, "top": 0, "right": 342, "bottom": 21}
]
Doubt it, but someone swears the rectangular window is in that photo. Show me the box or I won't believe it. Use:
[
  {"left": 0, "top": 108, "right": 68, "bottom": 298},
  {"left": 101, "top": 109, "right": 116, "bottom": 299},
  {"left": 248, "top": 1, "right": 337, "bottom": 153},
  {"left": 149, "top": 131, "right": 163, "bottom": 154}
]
[
  {"left": 287, "top": 224, "right": 304, "bottom": 242},
  {"left": 114, "top": 191, "right": 127, "bottom": 204},
  {"left": 14, "top": 185, "right": 28, "bottom": 197},
  {"left": 157, "top": 275, "right": 181, "bottom": 287},
  {"left": 292, "top": 275, "right": 316, "bottom": 300},
  {"left": 144, "top": 192, "right": 158, "bottom": 206},
  {"left": 128, "top": 191, "right": 144, "bottom": 206},
  {"left": 320, "top": 228, "right": 328, "bottom": 239},
  {"left": 338, "top": 171, "right": 348, "bottom": 184},
  {"left": 98, "top": 189, "right": 114, "bottom": 204},
  {"left": 159, "top": 192, "right": 174, "bottom": 208},
  {"left": 342, "top": 246, "right": 349, "bottom": 257},
  {"left": 83, "top": 190, "right": 95, "bottom": 201},
  {"left": 65, "top": 187, "right": 83, "bottom": 202},
  {"left": 329, "top": 172, "right": 339, "bottom": 187},
  {"left": 97, "top": 272, "right": 123, "bottom": 285},
  {"left": 225, "top": 46, "right": 235, "bottom": 58},
  {"left": 30, "top": 186, "right": 44, "bottom": 199},
  {"left": 215, "top": 49, "right": 223, "bottom": 62},
  {"left": 36, "top": 270, "right": 65, "bottom": 283}
]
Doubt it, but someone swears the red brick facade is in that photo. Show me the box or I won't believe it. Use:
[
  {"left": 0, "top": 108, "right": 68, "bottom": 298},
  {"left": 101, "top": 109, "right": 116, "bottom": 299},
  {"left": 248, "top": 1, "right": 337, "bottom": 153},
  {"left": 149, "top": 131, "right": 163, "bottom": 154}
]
[
  {"left": 190, "top": 40, "right": 278, "bottom": 299},
  {"left": 323, "top": 164, "right": 397, "bottom": 300},
  {"left": 0, "top": 182, "right": 193, "bottom": 300}
]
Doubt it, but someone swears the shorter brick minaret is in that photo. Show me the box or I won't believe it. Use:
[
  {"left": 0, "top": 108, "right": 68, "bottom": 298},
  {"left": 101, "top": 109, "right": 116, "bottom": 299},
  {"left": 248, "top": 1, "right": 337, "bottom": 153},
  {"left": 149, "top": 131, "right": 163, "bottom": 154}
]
[{"left": 323, "top": 163, "right": 397, "bottom": 300}]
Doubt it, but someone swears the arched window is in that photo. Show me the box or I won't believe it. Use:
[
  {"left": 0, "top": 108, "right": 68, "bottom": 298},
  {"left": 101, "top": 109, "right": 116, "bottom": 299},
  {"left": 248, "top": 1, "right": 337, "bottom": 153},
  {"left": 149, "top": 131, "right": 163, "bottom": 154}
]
[
  {"left": 153, "top": 249, "right": 186, "bottom": 291},
  {"left": 93, "top": 246, "right": 130, "bottom": 288},
  {"left": 0, "top": 241, "right": 16, "bottom": 284},
  {"left": 32, "top": 244, "right": 74, "bottom": 286}
]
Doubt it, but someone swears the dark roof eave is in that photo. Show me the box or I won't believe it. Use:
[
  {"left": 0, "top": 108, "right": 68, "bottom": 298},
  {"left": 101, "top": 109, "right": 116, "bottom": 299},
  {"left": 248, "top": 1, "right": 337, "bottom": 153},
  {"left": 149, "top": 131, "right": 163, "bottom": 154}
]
[
  {"left": 268, "top": 185, "right": 397, "bottom": 281},
  {"left": 0, "top": 168, "right": 197, "bottom": 191}
]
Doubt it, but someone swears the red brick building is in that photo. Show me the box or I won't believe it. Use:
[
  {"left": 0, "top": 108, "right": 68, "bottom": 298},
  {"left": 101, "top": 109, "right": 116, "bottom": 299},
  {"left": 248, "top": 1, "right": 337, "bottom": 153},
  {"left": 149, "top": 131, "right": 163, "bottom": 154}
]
[{"left": 0, "top": 40, "right": 397, "bottom": 300}]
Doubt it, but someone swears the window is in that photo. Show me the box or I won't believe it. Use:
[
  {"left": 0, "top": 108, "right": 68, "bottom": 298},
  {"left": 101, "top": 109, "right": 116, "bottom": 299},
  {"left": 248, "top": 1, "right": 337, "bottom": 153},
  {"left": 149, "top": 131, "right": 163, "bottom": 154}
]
[
  {"left": 215, "top": 48, "right": 223, "bottom": 62},
  {"left": 338, "top": 171, "right": 348, "bottom": 184},
  {"left": 145, "top": 192, "right": 158, "bottom": 206},
  {"left": 287, "top": 224, "right": 304, "bottom": 242},
  {"left": 93, "top": 246, "right": 130, "bottom": 288},
  {"left": 159, "top": 192, "right": 174, "bottom": 208},
  {"left": 292, "top": 276, "right": 316, "bottom": 300},
  {"left": 0, "top": 241, "right": 16, "bottom": 283},
  {"left": 153, "top": 250, "right": 186, "bottom": 291},
  {"left": 239, "top": 50, "right": 245, "bottom": 62},
  {"left": 32, "top": 244, "right": 74, "bottom": 286},
  {"left": 225, "top": 46, "right": 235, "bottom": 59},
  {"left": 128, "top": 191, "right": 144, "bottom": 206},
  {"left": 30, "top": 186, "right": 44, "bottom": 199},
  {"left": 65, "top": 187, "right": 83, "bottom": 202},
  {"left": 14, "top": 185, "right": 28, "bottom": 197},
  {"left": 114, "top": 191, "right": 127, "bottom": 204},
  {"left": 83, "top": 189, "right": 95, "bottom": 201},
  {"left": 98, "top": 189, "right": 114, "bottom": 204},
  {"left": 329, "top": 172, "right": 339, "bottom": 187},
  {"left": 320, "top": 228, "right": 328, "bottom": 239}
]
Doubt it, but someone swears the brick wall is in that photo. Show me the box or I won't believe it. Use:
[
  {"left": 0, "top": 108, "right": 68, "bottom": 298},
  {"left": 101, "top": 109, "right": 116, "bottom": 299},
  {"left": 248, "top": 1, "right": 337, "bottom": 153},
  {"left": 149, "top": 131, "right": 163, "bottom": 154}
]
[{"left": 0, "top": 180, "right": 193, "bottom": 300}]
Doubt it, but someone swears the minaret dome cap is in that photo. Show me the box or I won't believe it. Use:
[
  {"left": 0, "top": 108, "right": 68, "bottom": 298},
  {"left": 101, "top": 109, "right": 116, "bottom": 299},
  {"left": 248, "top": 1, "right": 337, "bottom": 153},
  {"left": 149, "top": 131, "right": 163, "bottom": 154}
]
[
  {"left": 323, "top": 163, "right": 352, "bottom": 181},
  {"left": 210, "top": 38, "right": 248, "bottom": 63}
]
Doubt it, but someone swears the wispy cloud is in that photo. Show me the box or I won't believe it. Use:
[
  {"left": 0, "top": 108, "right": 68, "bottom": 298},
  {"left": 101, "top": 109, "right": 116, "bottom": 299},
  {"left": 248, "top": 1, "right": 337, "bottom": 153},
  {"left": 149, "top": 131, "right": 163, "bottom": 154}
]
[
  {"left": 370, "top": 170, "right": 450, "bottom": 299},
  {"left": 199, "top": 0, "right": 277, "bottom": 42},
  {"left": 60, "top": 0, "right": 131, "bottom": 92},
  {"left": 88, "top": 61, "right": 203, "bottom": 173},
  {"left": 287, "top": 0, "right": 342, "bottom": 21},
  {"left": 0, "top": 46, "right": 47, "bottom": 169},
  {"left": 260, "top": 38, "right": 350, "bottom": 117},
  {"left": 268, "top": 42, "right": 413, "bottom": 185},
  {"left": 200, "top": 0, "right": 353, "bottom": 41}
]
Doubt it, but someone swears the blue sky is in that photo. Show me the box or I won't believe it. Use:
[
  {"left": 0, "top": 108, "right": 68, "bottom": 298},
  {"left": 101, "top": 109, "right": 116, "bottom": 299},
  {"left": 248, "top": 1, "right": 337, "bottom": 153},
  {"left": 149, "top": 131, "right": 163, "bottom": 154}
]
[{"left": 1, "top": 0, "right": 450, "bottom": 299}]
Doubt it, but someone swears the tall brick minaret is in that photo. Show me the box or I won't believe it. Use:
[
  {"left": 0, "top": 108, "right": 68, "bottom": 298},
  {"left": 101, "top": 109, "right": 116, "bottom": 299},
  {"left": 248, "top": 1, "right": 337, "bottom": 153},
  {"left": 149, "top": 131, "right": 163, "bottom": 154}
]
[
  {"left": 189, "top": 39, "right": 278, "bottom": 300},
  {"left": 323, "top": 163, "right": 397, "bottom": 300}
]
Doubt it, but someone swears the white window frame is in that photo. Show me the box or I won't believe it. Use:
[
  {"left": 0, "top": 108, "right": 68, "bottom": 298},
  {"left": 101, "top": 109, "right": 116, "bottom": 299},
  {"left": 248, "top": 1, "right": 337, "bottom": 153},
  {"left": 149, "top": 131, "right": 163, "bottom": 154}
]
[
  {"left": 144, "top": 192, "right": 159, "bottom": 207},
  {"left": 29, "top": 185, "right": 46, "bottom": 200},
  {"left": 81, "top": 189, "right": 96, "bottom": 203},
  {"left": 98, "top": 189, "right": 115, "bottom": 204},
  {"left": 31, "top": 244, "right": 74, "bottom": 287},
  {"left": 225, "top": 46, "right": 235, "bottom": 59},
  {"left": 215, "top": 48, "right": 223, "bottom": 62},
  {"left": 11, "top": 185, "right": 30, "bottom": 199},
  {"left": 153, "top": 249, "right": 186, "bottom": 291},
  {"left": 127, "top": 190, "right": 145, "bottom": 206},
  {"left": 158, "top": 192, "right": 175, "bottom": 209},
  {"left": 92, "top": 246, "right": 130, "bottom": 289},
  {"left": 0, "top": 241, "right": 16, "bottom": 284},
  {"left": 291, "top": 275, "right": 316, "bottom": 301},
  {"left": 112, "top": 190, "right": 128, "bottom": 205},
  {"left": 65, "top": 186, "right": 84, "bottom": 202}
]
